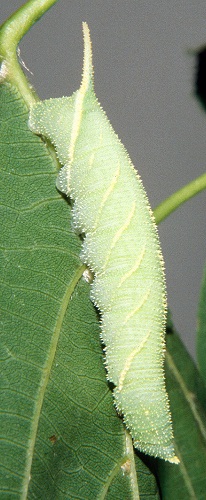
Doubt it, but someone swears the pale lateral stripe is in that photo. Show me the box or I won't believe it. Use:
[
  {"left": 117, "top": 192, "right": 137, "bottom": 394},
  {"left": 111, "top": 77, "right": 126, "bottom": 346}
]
[
  {"left": 122, "top": 289, "right": 151, "bottom": 325},
  {"left": 118, "top": 331, "right": 151, "bottom": 391},
  {"left": 111, "top": 202, "right": 136, "bottom": 250},
  {"left": 118, "top": 246, "right": 146, "bottom": 287},
  {"left": 103, "top": 201, "right": 136, "bottom": 270},
  {"left": 93, "top": 164, "right": 120, "bottom": 231}
]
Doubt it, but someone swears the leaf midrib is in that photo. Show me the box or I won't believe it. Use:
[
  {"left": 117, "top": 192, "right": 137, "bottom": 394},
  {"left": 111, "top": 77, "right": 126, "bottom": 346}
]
[
  {"left": 21, "top": 263, "right": 86, "bottom": 500},
  {"left": 166, "top": 349, "right": 206, "bottom": 498},
  {"left": 166, "top": 351, "right": 206, "bottom": 441}
]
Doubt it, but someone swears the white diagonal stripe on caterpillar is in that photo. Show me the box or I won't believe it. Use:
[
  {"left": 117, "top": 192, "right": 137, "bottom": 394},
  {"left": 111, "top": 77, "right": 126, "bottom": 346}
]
[
  {"left": 117, "top": 246, "right": 146, "bottom": 287},
  {"left": 118, "top": 331, "right": 151, "bottom": 391},
  {"left": 122, "top": 288, "right": 151, "bottom": 326},
  {"left": 93, "top": 163, "right": 120, "bottom": 232}
]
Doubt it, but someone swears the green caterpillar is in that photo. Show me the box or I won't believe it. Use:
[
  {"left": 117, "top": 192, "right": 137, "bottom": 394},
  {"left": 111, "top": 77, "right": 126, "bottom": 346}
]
[{"left": 29, "top": 23, "right": 178, "bottom": 463}]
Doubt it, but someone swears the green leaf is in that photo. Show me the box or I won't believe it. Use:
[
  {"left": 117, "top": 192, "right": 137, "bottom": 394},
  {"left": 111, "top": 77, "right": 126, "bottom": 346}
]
[
  {"left": 197, "top": 263, "right": 206, "bottom": 385},
  {"left": 156, "top": 322, "right": 206, "bottom": 499},
  {"left": 0, "top": 82, "right": 160, "bottom": 499}
]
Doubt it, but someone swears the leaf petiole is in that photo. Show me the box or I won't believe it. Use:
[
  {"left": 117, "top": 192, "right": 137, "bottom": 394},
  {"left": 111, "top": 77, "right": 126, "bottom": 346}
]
[
  {"left": 0, "top": 0, "right": 58, "bottom": 107},
  {"left": 154, "top": 172, "right": 206, "bottom": 224}
]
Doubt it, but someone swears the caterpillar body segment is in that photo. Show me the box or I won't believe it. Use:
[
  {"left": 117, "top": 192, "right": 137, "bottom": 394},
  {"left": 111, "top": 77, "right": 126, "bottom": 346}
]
[{"left": 29, "top": 23, "right": 178, "bottom": 464}]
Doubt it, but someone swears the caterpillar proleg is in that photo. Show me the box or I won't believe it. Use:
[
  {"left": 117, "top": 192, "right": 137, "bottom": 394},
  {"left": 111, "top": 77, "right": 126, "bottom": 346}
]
[{"left": 29, "top": 23, "right": 179, "bottom": 464}]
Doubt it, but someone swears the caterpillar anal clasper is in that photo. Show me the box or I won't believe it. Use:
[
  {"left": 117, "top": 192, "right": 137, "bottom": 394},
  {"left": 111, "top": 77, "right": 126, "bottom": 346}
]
[{"left": 29, "top": 23, "right": 179, "bottom": 464}]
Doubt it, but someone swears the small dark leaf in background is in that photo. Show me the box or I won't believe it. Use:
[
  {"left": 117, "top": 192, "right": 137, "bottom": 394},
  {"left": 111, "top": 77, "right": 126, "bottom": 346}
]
[{"left": 195, "top": 46, "right": 206, "bottom": 110}]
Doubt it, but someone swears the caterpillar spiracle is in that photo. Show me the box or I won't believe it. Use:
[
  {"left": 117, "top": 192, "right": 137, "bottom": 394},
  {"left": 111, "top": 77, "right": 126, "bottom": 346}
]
[{"left": 29, "top": 23, "right": 179, "bottom": 464}]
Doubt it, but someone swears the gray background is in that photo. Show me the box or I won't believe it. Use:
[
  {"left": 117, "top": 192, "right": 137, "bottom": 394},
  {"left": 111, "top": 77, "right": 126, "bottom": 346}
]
[{"left": 1, "top": 0, "right": 206, "bottom": 360}]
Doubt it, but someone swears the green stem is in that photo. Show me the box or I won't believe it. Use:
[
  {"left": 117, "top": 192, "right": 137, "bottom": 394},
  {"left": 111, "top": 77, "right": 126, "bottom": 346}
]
[
  {"left": 0, "top": 0, "right": 58, "bottom": 108},
  {"left": 154, "top": 172, "right": 206, "bottom": 224}
]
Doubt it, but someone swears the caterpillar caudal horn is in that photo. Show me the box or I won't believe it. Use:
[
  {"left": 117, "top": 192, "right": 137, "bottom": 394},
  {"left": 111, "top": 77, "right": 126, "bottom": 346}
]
[{"left": 29, "top": 22, "right": 179, "bottom": 464}]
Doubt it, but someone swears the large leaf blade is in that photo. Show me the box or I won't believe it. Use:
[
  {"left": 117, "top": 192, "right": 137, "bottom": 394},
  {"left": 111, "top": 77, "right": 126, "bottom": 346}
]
[
  {"left": 0, "top": 81, "right": 81, "bottom": 496},
  {"left": 156, "top": 324, "right": 206, "bottom": 499},
  {"left": 197, "top": 263, "right": 206, "bottom": 385}
]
